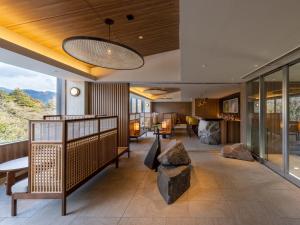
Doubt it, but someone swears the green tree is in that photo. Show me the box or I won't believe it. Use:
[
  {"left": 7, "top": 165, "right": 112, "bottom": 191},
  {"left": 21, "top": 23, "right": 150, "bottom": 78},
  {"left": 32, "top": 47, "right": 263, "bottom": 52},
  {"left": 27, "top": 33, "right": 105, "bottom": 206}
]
[{"left": 9, "top": 88, "right": 42, "bottom": 108}]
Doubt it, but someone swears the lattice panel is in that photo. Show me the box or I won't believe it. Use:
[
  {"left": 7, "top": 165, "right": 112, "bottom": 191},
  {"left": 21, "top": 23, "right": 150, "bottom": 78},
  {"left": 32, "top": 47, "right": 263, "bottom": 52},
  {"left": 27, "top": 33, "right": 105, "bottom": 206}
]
[
  {"left": 30, "top": 144, "right": 63, "bottom": 193},
  {"left": 66, "top": 135, "right": 100, "bottom": 191},
  {"left": 100, "top": 131, "right": 118, "bottom": 165}
]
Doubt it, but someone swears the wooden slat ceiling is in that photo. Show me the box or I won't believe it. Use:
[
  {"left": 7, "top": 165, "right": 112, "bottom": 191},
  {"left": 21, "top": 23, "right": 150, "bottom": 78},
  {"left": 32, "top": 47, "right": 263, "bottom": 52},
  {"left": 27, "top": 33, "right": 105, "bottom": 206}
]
[{"left": 0, "top": 0, "right": 179, "bottom": 68}]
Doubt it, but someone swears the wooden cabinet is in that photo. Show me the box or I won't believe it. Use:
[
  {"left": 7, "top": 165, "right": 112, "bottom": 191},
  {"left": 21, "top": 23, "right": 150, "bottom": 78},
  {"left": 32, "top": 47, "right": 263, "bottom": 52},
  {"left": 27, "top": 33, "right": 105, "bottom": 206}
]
[{"left": 220, "top": 120, "right": 240, "bottom": 144}]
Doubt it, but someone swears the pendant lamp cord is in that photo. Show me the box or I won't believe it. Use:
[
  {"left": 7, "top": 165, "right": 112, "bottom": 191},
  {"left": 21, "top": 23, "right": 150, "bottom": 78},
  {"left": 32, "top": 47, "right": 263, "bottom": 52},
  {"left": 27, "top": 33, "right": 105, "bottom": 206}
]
[{"left": 108, "top": 24, "right": 111, "bottom": 41}]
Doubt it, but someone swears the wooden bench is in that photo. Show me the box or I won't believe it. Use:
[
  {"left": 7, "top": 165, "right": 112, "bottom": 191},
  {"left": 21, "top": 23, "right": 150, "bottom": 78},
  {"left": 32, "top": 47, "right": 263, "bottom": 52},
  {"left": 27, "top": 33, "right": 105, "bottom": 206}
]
[
  {"left": 115, "top": 147, "right": 129, "bottom": 168},
  {"left": 11, "top": 116, "right": 124, "bottom": 216},
  {"left": 0, "top": 157, "right": 28, "bottom": 195}
]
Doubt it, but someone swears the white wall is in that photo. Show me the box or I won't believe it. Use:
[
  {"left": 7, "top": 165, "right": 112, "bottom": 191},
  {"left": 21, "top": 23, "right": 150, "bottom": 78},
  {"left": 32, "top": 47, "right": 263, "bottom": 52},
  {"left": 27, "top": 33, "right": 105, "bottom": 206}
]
[
  {"left": 66, "top": 80, "right": 87, "bottom": 115},
  {"left": 97, "top": 50, "right": 180, "bottom": 83}
]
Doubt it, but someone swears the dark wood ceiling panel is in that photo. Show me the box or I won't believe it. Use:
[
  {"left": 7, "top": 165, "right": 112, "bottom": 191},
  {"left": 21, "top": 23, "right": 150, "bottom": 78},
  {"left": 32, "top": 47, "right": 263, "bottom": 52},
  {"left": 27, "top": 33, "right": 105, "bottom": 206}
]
[
  {"left": 0, "top": 0, "right": 90, "bottom": 27},
  {"left": 0, "top": 0, "right": 179, "bottom": 65}
]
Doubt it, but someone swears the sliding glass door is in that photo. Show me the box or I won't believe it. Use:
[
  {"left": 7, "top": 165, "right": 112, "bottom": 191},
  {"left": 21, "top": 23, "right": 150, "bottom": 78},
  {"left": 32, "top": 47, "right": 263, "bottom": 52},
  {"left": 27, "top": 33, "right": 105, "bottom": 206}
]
[
  {"left": 247, "top": 79, "right": 260, "bottom": 156},
  {"left": 288, "top": 62, "right": 300, "bottom": 179},
  {"left": 246, "top": 60, "right": 300, "bottom": 186},
  {"left": 264, "top": 70, "right": 283, "bottom": 170}
]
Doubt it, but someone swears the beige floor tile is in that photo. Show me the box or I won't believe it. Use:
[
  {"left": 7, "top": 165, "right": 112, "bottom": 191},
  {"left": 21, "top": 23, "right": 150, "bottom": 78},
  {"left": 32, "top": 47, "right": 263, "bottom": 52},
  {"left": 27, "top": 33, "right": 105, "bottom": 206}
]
[
  {"left": 163, "top": 201, "right": 190, "bottom": 218},
  {"left": 188, "top": 200, "right": 232, "bottom": 218},
  {"left": 119, "top": 217, "right": 165, "bottom": 225},
  {"left": 0, "top": 131, "right": 299, "bottom": 224},
  {"left": 188, "top": 186, "right": 223, "bottom": 201},
  {"left": 0, "top": 218, "right": 28, "bottom": 225},
  {"left": 166, "top": 217, "right": 197, "bottom": 225},
  {"left": 78, "top": 192, "right": 133, "bottom": 217},
  {"left": 69, "top": 217, "right": 120, "bottom": 225}
]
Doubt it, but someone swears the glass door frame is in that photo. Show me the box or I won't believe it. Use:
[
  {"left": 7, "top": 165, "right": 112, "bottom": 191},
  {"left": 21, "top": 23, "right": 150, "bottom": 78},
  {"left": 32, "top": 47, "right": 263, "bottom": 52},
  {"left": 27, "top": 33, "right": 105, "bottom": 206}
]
[{"left": 246, "top": 59, "right": 300, "bottom": 187}]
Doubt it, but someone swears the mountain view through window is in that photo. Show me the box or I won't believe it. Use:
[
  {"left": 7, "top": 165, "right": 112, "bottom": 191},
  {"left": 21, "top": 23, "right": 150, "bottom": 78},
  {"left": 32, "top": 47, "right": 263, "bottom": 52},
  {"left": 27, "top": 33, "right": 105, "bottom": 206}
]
[{"left": 0, "top": 62, "right": 57, "bottom": 144}]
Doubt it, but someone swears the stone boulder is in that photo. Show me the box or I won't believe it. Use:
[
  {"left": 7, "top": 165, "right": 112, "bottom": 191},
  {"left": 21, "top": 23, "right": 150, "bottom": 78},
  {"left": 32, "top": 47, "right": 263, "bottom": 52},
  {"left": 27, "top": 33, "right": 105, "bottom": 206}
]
[
  {"left": 198, "top": 120, "right": 220, "bottom": 145},
  {"left": 157, "top": 165, "right": 191, "bottom": 204},
  {"left": 144, "top": 135, "right": 161, "bottom": 170},
  {"left": 158, "top": 140, "right": 191, "bottom": 166},
  {"left": 221, "top": 143, "right": 254, "bottom": 161}
]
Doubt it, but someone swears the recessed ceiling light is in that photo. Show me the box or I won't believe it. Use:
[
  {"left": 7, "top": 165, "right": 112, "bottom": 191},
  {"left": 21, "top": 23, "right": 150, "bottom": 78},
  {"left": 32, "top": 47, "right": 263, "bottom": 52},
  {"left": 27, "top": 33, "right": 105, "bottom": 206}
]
[
  {"left": 254, "top": 64, "right": 259, "bottom": 68},
  {"left": 138, "top": 35, "right": 143, "bottom": 40},
  {"left": 294, "top": 167, "right": 299, "bottom": 170},
  {"left": 201, "top": 64, "right": 207, "bottom": 68}
]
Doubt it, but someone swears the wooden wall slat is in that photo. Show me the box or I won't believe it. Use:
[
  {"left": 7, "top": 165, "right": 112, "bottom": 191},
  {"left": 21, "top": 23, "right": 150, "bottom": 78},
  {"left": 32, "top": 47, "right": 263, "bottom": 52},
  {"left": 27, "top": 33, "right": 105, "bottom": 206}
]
[
  {"left": 0, "top": 141, "right": 28, "bottom": 163},
  {"left": 88, "top": 83, "right": 129, "bottom": 147}
]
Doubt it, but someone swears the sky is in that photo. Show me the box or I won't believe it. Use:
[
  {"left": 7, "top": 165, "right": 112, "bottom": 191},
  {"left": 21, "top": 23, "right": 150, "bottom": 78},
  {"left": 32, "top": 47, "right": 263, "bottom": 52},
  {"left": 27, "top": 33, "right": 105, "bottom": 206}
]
[{"left": 0, "top": 62, "right": 56, "bottom": 92}]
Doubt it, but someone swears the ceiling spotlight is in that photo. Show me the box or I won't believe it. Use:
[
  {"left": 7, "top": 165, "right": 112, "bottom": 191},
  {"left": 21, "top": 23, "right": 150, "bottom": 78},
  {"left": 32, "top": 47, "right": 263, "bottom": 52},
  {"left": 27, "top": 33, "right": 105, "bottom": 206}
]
[
  {"left": 126, "top": 14, "right": 134, "bottom": 21},
  {"left": 254, "top": 64, "right": 259, "bottom": 68},
  {"left": 294, "top": 167, "right": 299, "bottom": 170},
  {"left": 138, "top": 35, "right": 144, "bottom": 40},
  {"left": 201, "top": 64, "right": 207, "bottom": 68}
]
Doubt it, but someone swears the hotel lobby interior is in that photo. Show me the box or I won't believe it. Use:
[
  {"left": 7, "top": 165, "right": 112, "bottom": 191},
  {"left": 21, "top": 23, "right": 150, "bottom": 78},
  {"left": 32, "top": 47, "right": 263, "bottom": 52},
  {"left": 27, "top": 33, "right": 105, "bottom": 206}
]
[{"left": 0, "top": 1, "right": 300, "bottom": 225}]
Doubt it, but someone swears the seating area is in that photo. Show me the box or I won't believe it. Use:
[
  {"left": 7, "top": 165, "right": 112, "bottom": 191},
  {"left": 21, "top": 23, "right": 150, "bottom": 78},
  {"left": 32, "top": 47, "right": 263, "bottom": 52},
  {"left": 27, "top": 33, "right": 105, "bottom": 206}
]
[
  {"left": 0, "top": 1, "right": 300, "bottom": 225},
  {"left": 0, "top": 133, "right": 299, "bottom": 225},
  {"left": 11, "top": 115, "right": 120, "bottom": 216}
]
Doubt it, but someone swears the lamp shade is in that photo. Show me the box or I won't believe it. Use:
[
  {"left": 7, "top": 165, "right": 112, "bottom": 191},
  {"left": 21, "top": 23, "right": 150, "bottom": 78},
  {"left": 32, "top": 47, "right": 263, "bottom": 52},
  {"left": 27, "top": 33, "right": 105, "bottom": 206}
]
[
  {"left": 134, "top": 122, "right": 140, "bottom": 131},
  {"left": 162, "top": 121, "right": 167, "bottom": 129},
  {"left": 63, "top": 36, "right": 144, "bottom": 70}
]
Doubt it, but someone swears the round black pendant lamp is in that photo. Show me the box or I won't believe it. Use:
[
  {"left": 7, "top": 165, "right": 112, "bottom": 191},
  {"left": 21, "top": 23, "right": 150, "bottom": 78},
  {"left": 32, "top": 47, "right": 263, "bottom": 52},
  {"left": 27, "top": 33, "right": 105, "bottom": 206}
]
[{"left": 62, "top": 18, "right": 144, "bottom": 70}]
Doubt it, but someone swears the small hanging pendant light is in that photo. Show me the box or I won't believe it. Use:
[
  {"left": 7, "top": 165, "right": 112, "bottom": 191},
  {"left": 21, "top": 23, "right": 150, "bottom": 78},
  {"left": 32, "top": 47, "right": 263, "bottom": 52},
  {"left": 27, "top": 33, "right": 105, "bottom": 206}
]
[{"left": 62, "top": 18, "right": 144, "bottom": 70}]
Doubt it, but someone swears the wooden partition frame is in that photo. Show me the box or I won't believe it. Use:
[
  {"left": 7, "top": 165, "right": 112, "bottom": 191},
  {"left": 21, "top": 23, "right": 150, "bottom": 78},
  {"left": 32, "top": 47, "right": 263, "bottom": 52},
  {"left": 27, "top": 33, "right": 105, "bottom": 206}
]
[
  {"left": 43, "top": 115, "right": 102, "bottom": 120},
  {"left": 12, "top": 116, "right": 118, "bottom": 216}
]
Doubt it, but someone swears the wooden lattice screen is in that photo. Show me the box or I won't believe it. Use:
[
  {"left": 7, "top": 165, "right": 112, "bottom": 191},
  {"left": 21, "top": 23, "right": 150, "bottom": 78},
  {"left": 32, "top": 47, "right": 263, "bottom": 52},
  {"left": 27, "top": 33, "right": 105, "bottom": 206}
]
[{"left": 29, "top": 116, "right": 118, "bottom": 195}]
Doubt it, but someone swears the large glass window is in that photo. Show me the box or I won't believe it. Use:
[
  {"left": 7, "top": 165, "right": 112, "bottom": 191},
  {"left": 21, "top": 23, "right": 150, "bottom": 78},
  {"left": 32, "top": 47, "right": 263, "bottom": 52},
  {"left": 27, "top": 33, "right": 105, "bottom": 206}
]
[
  {"left": 0, "top": 62, "right": 57, "bottom": 144},
  {"left": 247, "top": 79, "right": 260, "bottom": 156},
  {"left": 264, "top": 70, "right": 283, "bottom": 170},
  {"left": 288, "top": 62, "right": 300, "bottom": 179},
  {"left": 137, "top": 99, "right": 142, "bottom": 113},
  {"left": 131, "top": 98, "right": 137, "bottom": 113}
]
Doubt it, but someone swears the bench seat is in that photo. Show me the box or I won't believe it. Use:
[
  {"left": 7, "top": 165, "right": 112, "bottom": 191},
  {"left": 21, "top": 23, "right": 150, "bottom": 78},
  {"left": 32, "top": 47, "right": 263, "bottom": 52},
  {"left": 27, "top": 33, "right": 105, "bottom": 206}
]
[{"left": 11, "top": 178, "right": 28, "bottom": 193}]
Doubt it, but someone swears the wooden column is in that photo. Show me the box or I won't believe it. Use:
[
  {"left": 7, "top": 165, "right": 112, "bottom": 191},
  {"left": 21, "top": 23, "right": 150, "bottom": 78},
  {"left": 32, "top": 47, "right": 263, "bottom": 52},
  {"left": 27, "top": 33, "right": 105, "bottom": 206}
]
[{"left": 88, "top": 83, "right": 129, "bottom": 147}]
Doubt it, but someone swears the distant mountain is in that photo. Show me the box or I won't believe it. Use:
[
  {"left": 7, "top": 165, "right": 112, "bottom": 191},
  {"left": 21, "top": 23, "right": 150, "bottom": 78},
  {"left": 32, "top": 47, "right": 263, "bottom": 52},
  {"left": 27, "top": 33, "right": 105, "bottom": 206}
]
[
  {"left": 0, "top": 87, "right": 56, "bottom": 104},
  {"left": 0, "top": 87, "right": 13, "bottom": 93}
]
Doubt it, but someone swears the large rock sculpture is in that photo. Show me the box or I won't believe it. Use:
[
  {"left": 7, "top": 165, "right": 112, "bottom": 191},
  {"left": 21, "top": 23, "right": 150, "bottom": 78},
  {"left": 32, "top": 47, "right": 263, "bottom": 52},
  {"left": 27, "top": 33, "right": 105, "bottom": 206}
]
[
  {"left": 158, "top": 141, "right": 191, "bottom": 166},
  {"left": 144, "top": 134, "right": 161, "bottom": 170},
  {"left": 221, "top": 143, "right": 254, "bottom": 161},
  {"left": 157, "top": 140, "right": 191, "bottom": 204},
  {"left": 157, "top": 165, "right": 191, "bottom": 204},
  {"left": 198, "top": 120, "right": 220, "bottom": 145}
]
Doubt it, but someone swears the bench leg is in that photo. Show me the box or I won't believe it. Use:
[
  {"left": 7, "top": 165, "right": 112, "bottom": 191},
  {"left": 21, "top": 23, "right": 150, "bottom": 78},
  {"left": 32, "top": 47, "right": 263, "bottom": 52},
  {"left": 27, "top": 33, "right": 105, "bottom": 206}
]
[
  {"left": 6, "top": 171, "right": 16, "bottom": 195},
  {"left": 11, "top": 197, "right": 17, "bottom": 216},
  {"left": 61, "top": 197, "right": 67, "bottom": 216},
  {"left": 115, "top": 158, "right": 119, "bottom": 168}
]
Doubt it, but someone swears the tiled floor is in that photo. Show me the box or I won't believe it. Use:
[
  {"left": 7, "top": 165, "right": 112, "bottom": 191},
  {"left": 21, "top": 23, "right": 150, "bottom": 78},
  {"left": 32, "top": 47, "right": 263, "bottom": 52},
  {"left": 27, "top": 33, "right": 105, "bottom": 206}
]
[{"left": 0, "top": 130, "right": 300, "bottom": 225}]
